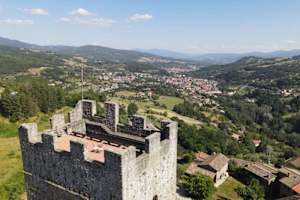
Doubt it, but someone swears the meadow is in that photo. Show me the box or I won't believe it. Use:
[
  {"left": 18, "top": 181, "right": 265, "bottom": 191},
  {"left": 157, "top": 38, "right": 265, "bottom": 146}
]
[
  {"left": 0, "top": 107, "right": 71, "bottom": 200},
  {"left": 111, "top": 91, "right": 201, "bottom": 126}
]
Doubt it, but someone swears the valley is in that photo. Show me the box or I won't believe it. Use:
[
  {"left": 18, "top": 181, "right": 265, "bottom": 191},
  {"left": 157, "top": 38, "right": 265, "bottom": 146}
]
[{"left": 1, "top": 37, "right": 300, "bottom": 200}]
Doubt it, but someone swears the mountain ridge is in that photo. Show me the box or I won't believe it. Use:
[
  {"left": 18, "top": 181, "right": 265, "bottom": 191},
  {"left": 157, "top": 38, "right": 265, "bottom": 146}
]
[
  {"left": 2, "top": 36, "right": 300, "bottom": 65},
  {"left": 0, "top": 37, "right": 188, "bottom": 64},
  {"left": 138, "top": 48, "right": 300, "bottom": 64}
]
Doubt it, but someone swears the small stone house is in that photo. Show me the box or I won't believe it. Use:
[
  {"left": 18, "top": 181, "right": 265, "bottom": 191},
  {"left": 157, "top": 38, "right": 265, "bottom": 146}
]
[{"left": 186, "top": 153, "right": 229, "bottom": 187}]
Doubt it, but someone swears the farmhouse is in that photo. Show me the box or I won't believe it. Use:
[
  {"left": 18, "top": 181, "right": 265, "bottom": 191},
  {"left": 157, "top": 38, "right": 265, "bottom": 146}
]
[{"left": 186, "top": 153, "right": 229, "bottom": 187}]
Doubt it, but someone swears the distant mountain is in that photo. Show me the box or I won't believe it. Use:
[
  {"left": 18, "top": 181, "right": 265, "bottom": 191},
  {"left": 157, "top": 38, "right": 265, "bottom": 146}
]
[
  {"left": 43, "top": 45, "right": 165, "bottom": 63},
  {"left": 138, "top": 48, "right": 300, "bottom": 64},
  {"left": 136, "top": 49, "right": 192, "bottom": 59},
  {"left": 2, "top": 36, "right": 300, "bottom": 68},
  {"left": 0, "top": 37, "right": 189, "bottom": 64},
  {"left": 0, "top": 36, "right": 37, "bottom": 49}
]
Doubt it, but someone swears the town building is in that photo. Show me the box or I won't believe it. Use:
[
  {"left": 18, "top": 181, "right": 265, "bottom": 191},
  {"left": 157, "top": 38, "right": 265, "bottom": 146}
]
[{"left": 18, "top": 100, "right": 178, "bottom": 200}]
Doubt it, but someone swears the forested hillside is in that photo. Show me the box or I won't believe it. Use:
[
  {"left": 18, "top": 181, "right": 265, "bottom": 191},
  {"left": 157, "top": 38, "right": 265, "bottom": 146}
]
[
  {"left": 190, "top": 56, "right": 300, "bottom": 89},
  {"left": 0, "top": 46, "right": 65, "bottom": 74}
]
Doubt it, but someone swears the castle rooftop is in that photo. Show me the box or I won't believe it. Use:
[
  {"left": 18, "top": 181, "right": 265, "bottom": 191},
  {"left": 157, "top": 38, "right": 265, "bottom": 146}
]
[{"left": 55, "top": 133, "right": 127, "bottom": 162}]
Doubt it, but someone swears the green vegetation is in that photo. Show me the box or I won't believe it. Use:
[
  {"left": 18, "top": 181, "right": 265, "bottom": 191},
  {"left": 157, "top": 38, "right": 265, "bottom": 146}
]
[
  {"left": 236, "top": 179, "right": 265, "bottom": 200},
  {"left": 0, "top": 117, "right": 18, "bottom": 137},
  {"left": 127, "top": 102, "right": 138, "bottom": 116},
  {"left": 0, "top": 45, "right": 65, "bottom": 74},
  {"left": 0, "top": 105, "right": 72, "bottom": 199},
  {"left": 110, "top": 90, "right": 201, "bottom": 126},
  {"left": 173, "top": 101, "right": 207, "bottom": 122},
  {"left": 0, "top": 137, "right": 24, "bottom": 200},
  {"left": 178, "top": 121, "right": 256, "bottom": 156},
  {"left": 115, "top": 90, "right": 137, "bottom": 97},
  {"left": 157, "top": 96, "right": 184, "bottom": 110},
  {"left": 180, "top": 173, "right": 216, "bottom": 200},
  {"left": 211, "top": 177, "right": 243, "bottom": 200},
  {"left": 0, "top": 78, "right": 66, "bottom": 122}
]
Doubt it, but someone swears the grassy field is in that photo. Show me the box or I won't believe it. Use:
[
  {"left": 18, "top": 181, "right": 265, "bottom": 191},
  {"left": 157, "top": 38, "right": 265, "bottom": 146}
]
[
  {"left": 0, "top": 137, "right": 24, "bottom": 200},
  {"left": 210, "top": 177, "right": 243, "bottom": 200},
  {"left": 157, "top": 96, "right": 184, "bottom": 110},
  {"left": 110, "top": 95, "right": 201, "bottom": 126},
  {"left": 147, "top": 108, "right": 202, "bottom": 126},
  {"left": 0, "top": 107, "right": 72, "bottom": 200},
  {"left": 115, "top": 90, "right": 137, "bottom": 97},
  {"left": 0, "top": 117, "right": 18, "bottom": 138}
]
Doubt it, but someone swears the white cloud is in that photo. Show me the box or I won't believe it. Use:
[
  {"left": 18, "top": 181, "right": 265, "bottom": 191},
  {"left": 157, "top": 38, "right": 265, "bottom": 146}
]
[
  {"left": 76, "top": 18, "right": 116, "bottom": 26},
  {"left": 0, "top": 19, "right": 33, "bottom": 25},
  {"left": 59, "top": 17, "right": 71, "bottom": 22},
  {"left": 23, "top": 8, "right": 48, "bottom": 15},
  {"left": 129, "top": 13, "right": 153, "bottom": 22},
  {"left": 69, "top": 8, "right": 94, "bottom": 17},
  {"left": 60, "top": 17, "right": 116, "bottom": 27},
  {"left": 286, "top": 40, "right": 297, "bottom": 44}
]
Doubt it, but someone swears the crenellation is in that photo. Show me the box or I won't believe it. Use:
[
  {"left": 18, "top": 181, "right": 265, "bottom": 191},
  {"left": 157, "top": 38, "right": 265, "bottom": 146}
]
[
  {"left": 131, "top": 115, "right": 146, "bottom": 132},
  {"left": 19, "top": 123, "right": 41, "bottom": 144},
  {"left": 82, "top": 100, "right": 97, "bottom": 119},
  {"left": 19, "top": 99, "right": 178, "bottom": 200},
  {"left": 50, "top": 114, "right": 65, "bottom": 130},
  {"left": 68, "top": 101, "right": 83, "bottom": 123},
  {"left": 105, "top": 101, "right": 119, "bottom": 132},
  {"left": 145, "top": 132, "right": 161, "bottom": 153}
]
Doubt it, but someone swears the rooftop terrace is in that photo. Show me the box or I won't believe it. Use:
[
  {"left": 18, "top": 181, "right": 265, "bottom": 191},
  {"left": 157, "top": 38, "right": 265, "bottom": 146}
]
[{"left": 55, "top": 132, "right": 128, "bottom": 162}]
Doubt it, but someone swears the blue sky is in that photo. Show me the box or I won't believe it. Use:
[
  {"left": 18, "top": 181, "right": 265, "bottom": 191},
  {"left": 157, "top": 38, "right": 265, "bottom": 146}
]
[{"left": 0, "top": 0, "right": 299, "bottom": 54}]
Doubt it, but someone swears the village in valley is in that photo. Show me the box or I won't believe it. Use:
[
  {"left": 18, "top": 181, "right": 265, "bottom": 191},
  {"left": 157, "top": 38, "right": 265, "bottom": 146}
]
[
  {"left": 1, "top": 1, "right": 300, "bottom": 199},
  {"left": 2, "top": 51, "right": 300, "bottom": 199}
]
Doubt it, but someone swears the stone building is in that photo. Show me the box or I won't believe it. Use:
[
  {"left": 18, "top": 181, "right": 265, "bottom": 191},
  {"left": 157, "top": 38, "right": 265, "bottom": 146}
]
[
  {"left": 19, "top": 100, "right": 178, "bottom": 200},
  {"left": 185, "top": 152, "right": 229, "bottom": 187}
]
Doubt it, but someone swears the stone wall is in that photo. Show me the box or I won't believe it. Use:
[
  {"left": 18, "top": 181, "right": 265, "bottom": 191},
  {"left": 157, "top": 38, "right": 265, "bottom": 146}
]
[
  {"left": 19, "top": 125, "right": 125, "bottom": 200},
  {"left": 122, "top": 121, "right": 178, "bottom": 200},
  {"left": 19, "top": 100, "right": 178, "bottom": 200}
]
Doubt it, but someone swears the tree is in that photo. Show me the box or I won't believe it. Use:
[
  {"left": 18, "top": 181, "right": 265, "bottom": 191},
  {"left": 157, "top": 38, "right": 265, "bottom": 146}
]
[
  {"left": 237, "top": 179, "right": 265, "bottom": 200},
  {"left": 181, "top": 153, "right": 195, "bottom": 163},
  {"left": 275, "top": 158, "right": 285, "bottom": 168},
  {"left": 127, "top": 103, "right": 138, "bottom": 116},
  {"left": 228, "top": 160, "right": 239, "bottom": 172},
  {"left": 181, "top": 173, "right": 215, "bottom": 200}
]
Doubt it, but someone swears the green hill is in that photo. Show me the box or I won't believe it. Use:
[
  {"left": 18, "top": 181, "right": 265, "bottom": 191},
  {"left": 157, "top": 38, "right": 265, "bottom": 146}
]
[
  {"left": 190, "top": 56, "right": 300, "bottom": 89},
  {"left": 0, "top": 46, "right": 65, "bottom": 74}
]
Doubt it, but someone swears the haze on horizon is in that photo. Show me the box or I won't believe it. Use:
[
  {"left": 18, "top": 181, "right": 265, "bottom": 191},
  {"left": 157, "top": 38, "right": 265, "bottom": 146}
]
[{"left": 0, "top": 0, "right": 299, "bottom": 54}]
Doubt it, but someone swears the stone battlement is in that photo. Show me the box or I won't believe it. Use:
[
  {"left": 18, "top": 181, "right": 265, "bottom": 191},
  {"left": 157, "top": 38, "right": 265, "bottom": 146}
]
[
  {"left": 19, "top": 124, "right": 129, "bottom": 164},
  {"left": 19, "top": 99, "right": 178, "bottom": 200},
  {"left": 20, "top": 99, "right": 176, "bottom": 164}
]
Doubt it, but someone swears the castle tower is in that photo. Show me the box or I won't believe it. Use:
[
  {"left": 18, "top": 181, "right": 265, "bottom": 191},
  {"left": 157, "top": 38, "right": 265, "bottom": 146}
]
[{"left": 19, "top": 100, "right": 178, "bottom": 200}]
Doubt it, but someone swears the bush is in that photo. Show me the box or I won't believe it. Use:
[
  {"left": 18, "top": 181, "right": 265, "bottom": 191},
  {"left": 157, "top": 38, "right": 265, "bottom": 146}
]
[
  {"left": 182, "top": 153, "right": 195, "bottom": 163},
  {"left": 180, "top": 173, "right": 216, "bottom": 200},
  {"left": 127, "top": 103, "right": 138, "bottom": 116},
  {"left": 236, "top": 179, "right": 265, "bottom": 200}
]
